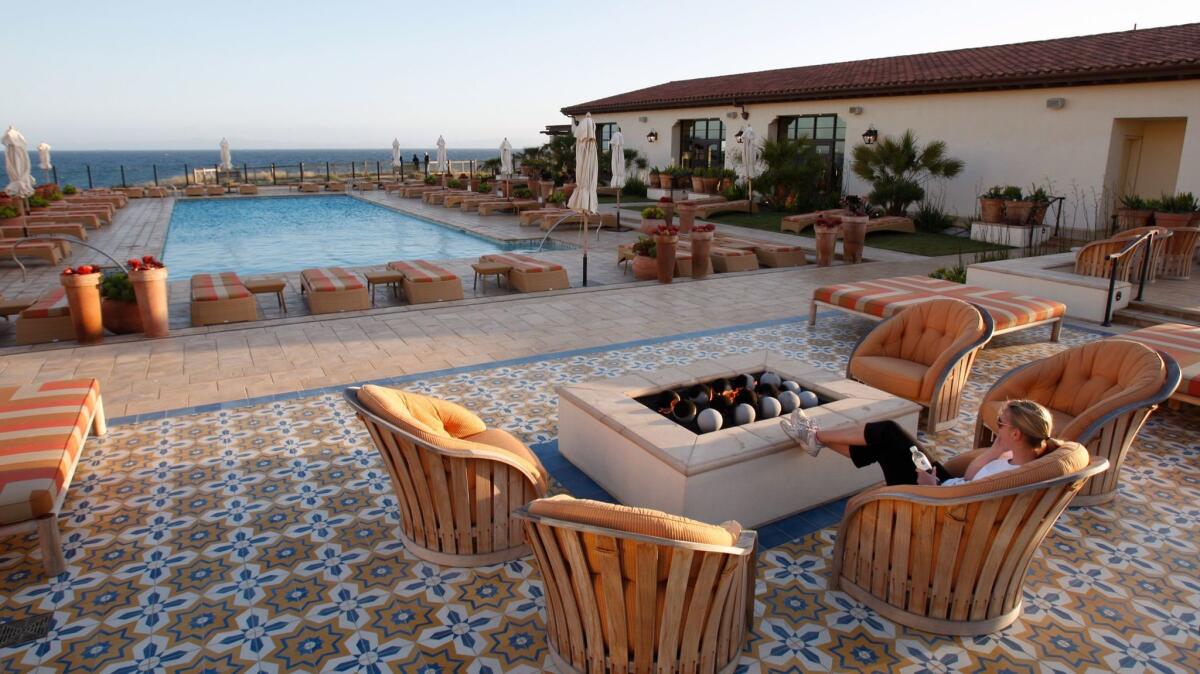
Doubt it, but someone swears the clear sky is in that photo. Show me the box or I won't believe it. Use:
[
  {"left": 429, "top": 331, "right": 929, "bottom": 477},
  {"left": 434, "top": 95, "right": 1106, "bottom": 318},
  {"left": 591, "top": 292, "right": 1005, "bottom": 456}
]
[{"left": 7, "top": 0, "right": 1196, "bottom": 150}]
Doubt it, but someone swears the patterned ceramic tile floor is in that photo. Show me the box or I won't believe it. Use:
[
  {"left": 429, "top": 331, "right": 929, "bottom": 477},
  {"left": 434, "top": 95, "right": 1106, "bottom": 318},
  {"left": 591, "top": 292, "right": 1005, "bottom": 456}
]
[{"left": 1, "top": 312, "right": 1197, "bottom": 673}]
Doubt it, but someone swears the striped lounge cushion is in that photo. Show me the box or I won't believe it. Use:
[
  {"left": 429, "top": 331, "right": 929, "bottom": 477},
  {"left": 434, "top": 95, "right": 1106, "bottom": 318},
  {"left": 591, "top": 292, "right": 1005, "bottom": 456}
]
[
  {"left": 719, "top": 237, "right": 801, "bottom": 252},
  {"left": 814, "top": 276, "right": 1065, "bottom": 332},
  {"left": 1118, "top": 323, "right": 1200, "bottom": 399},
  {"left": 0, "top": 379, "right": 100, "bottom": 525},
  {"left": 480, "top": 254, "right": 563, "bottom": 273},
  {"left": 302, "top": 267, "right": 365, "bottom": 292},
  {"left": 387, "top": 260, "right": 459, "bottom": 283},
  {"left": 191, "top": 273, "right": 252, "bottom": 301},
  {"left": 20, "top": 288, "right": 69, "bottom": 319}
]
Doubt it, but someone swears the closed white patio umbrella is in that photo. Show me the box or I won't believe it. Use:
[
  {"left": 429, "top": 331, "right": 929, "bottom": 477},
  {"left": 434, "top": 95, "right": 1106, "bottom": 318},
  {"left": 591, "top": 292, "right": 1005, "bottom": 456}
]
[
  {"left": 37, "top": 142, "right": 52, "bottom": 183},
  {"left": 391, "top": 138, "right": 402, "bottom": 170},
  {"left": 609, "top": 127, "right": 626, "bottom": 228},
  {"left": 500, "top": 138, "right": 513, "bottom": 176},
  {"left": 219, "top": 138, "right": 232, "bottom": 171},
  {"left": 740, "top": 125, "right": 757, "bottom": 212},
  {"left": 3, "top": 127, "right": 35, "bottom": 214},
  {"left": 567, "top": 113, "right": 599, "bottom": 285},
  {"left": 436, "top": 136, "right": 447, "bottom": 175}
]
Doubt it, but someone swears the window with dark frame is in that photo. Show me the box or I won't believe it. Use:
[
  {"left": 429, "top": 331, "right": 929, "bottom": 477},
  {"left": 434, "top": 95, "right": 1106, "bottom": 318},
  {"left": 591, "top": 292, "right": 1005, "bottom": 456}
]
[
  {"left": 596, "top": 123, "right": 615, "bottom": 153},
  {"left": 778, "top": 114, "right": 847, "bottom": 190},
  {"left": 678, "top": 118, "right": 726, "bottom": 169}
]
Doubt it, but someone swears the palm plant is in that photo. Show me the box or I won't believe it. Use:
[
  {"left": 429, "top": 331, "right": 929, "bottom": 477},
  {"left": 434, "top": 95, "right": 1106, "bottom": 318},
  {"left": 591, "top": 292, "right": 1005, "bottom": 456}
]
[
  {"left": 851, "top": 130, "right": 964, "bottom": 215},
  {"left": 754, "top": 138, "right": 827, "bottom": 210}
]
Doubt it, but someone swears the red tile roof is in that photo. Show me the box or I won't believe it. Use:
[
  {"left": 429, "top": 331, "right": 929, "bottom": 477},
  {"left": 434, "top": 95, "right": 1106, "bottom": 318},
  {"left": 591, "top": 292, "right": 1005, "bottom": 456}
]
[{"left": 562, "top": 23, "right": 1200, "bottom": 115}]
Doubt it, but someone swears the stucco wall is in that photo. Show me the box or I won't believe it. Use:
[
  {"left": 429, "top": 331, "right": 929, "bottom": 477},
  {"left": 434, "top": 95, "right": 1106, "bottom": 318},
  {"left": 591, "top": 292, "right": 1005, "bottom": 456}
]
[{"left": 583, "top": 80, "right": 1199, "bottom": 224}]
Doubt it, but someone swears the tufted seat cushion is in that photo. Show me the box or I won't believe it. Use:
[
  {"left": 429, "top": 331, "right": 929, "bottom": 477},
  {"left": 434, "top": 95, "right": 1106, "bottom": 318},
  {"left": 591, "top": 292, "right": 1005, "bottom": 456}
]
[
  {"left": 528, "top": 494, "right": 741, "bottom": 546},
  {"left": 849, "top": 298, "right": 988, "bottom": 402},
  {"left": 978, "top": 340, "right": 1167, "bottom": 440}
]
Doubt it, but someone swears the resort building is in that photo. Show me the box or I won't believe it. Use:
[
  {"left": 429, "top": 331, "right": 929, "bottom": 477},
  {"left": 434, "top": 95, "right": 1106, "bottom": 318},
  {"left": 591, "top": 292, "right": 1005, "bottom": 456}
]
[{"left": 563, "top": 22, "right": 1200, "bottom": 224}]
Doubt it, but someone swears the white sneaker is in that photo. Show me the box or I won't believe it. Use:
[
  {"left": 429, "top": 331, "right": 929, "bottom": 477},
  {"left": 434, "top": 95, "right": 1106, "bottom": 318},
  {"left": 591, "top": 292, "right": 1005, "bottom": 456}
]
[{"left": 781, "top": 409, "right": 822, "bottom": 457}]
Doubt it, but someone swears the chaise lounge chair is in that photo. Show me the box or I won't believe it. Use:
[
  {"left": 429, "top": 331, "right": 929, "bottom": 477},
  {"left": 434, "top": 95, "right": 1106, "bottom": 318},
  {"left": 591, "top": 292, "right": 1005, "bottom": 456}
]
[
  {"left": 781, "top": 210, "right": 916, "bottom": 236},
  {"left": 678, "top": 239, "right": 759, "bottom": 273},
  {"left": 831, "top": 441, "right": 1106, "bottom": 635},
  {"left": 0, "top": 239, "right": 65, "bottom": 265},
  {"left": 715, "top": 234, "right": 807, "bottom": 267},
  {"left": 973, "top": 339, "right": 1179, "bottom": 504},
  {"left": 538, "top": 211, "right": 617, "bottom": 231},
  {"left": 519, "top": 208, "right": 570, "bottom": 226},
  {"left": 144, "top": 186, "right": 169, "bottom": 198},
  {"left": 1116, "top": 323, "right": 1200, "bottom": 406},
  {"left": 386, "top": 260, "right": 464, "bottom": 304},
  {"left": 515, "top": 494, "right": 756, "bottom": 673},
  {"left": 345, "top": 385, "right": 549, "bottom": 565},
  {"left": 300, "top": 267, "right": 370, "bottom": 314},
  {"left": 25, "top": 212, "right": 101, "bottom": 230},
  {"left": 15, "top": 288, "right": 75, "bottom": 344},
  {"left": 477, "top": 199, "right": 540, "bottom": 215},
  {"left": 478, "top": 253, "right": 569, "bottom": 292},
  {"left": 0, "top": 221, "right": 88, "bottom": 241},
  {"left": 190, "top": 272, "right": 260, "bottom": 327},
  {"left": 183, "top": 185, "right": 206, "bottom": 197},
  {"left": 617, "top": 243, "right": 692, "bottom": 277}
]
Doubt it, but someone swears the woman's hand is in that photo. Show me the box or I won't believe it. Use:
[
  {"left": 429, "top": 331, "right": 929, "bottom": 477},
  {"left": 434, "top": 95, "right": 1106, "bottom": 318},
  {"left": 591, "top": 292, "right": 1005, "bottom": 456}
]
[{"left": 916, "top": 470, "right": 940, "bottom": 486}]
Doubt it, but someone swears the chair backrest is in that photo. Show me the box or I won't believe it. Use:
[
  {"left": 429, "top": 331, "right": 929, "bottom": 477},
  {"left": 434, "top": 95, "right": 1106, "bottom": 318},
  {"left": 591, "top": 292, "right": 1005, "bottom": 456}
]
[
  {"left": 515, "top": 496, "right": 756, "bottom": 674},
  {"left": 1074, "top": 238, "right": 1132, "bottom": 280},
  {"left": 861, "top": 298, "right": 988, "bottom": 368},
  {"left": 344, "top": 387, "right": 545, "bottom": 562}
]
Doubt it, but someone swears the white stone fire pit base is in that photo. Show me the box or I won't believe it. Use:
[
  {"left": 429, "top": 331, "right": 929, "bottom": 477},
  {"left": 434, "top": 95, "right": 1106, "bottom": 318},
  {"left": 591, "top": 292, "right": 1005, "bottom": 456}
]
[{"left": 557, "top": 351, "right": 921, "bottom": 527}]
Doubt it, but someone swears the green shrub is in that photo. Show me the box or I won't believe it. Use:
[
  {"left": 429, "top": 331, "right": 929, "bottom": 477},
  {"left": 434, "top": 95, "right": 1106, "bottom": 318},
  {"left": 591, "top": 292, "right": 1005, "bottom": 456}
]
[
  {"left": 478, "top": 183, "right": 492, "bottom": 194},
  {"left": 1119, "top": 194, "right": 1147, "bottom": 209},
  {"left": 632, "top": 236, "right": 656, "bottom": 258},
  {"left": 913, "top": 202, "right": 956, "bottom": 232},
  {"left": 100, "top": 271, "right": 136, "bottom": 303},
  {"left": 0, "top": 206, "right": 18, "bottom": 219},
  {"left": 722, "top": 183, "right": 747, "bottom": 201},
  {"left": 1001, "top": 185, "right": 1023, "bottom": 200},
  {"left": 1027, "top": 185, "right": 1050, "bottom": 203},
  {"left": 28, "top": 195, "right": 48, "bottom": 208},
  {"left": 851, "top": 130, "right": 964, "bottom": 215},
  {"left": 447, "top": 179, "right": 462, "bottom": 189},
  {"left": 48, "top": 191, "right": 63, "bottom": 201},
  {"left": 1158, "top": 192, "right": 1198, "bottom": 213},
  {"left": 929, "top": 264, "right": 966, "bottom": 283},
  {"left": 423, "top": 175, "right": 436, "bottom": 185},
  {"left": 641, "top": 207, "right": 665, "bottom": 220},
  {"left": 982, "top": 186, "right": 1005, "bottom": 199},
  {"left": 62, "top": 184, "right": 78, "bottom": 195},
  {"left": 622, "top": 176, "right": 648, "bottom": 198},
  {"left": 513, "top": 187, "right": 533, "bottom": 199},
  {"left": 547, "top": 190, "right": 566, "bottom": 205}
]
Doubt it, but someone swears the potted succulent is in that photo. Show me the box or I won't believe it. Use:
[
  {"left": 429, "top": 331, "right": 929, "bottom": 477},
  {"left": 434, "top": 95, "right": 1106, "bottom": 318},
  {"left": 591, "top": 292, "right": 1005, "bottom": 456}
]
[
  {"left": 1154, "top": 192, "right": 1198, "bottom": 228},
  {"left": 59, "top": 264, "right": 104, "bottom": 344},
  {"left": 656, "top": 167, "right": 673, "bottom": 191},
  {"left": 979, "top": 186, "right": 1006, "bottom": 224},
  {"left": 513, "top": 186, "right": 533, "bottom": 200},
  {"left": 99, "top": 269, "right": 143, "bottom": 334},
  {"left": 631, "top": 236, "right": 657, "bottom": 281},
  {"left": 1116, "top": 194, "right": 1154, "bottom": 230},
  {"left": 447, "top": 178, "right": 463, "bottom": 189},
  {"left": 690, "top": 169, "right": 706, "bottom": 194},
  {"left": 839, "top": 196, "right": 869, "bottom": 264},
  {"left": 1002, "top": 186, "right": 1032, "bottom": 225},
  {"left": 702, "top": 168, "right": 720, "bottom": 194},
  {"left": 27, "top": 195, "right": 49, "bottom": 210},
  {"left": 423, "top": 175, "right": 437, "bottom": 185},
  {"left": 690, "top": 222, "right": 716, "bottom": 279},
  {"left": 62, "top": 184, "right": 78, "bottom": 195},
  {"left": 673, "top": 166, "right": 692, "bottom": 190},
  {"left": 1027, "top": 185, "right": 1052, "bottom": 226},
  {"left": 0, "top": 205, "right": 21, "bottom": 228},
  {"left": 548, "top": 190, "right": 566, "bottom": 206},
  {"left": 653, "top": 223, "right": 679, "bottom": 284},
  {"left": 477, "top": 182, "right": 492, "bottom": 194},
  {"left": 814, "top": 215, "right": 841, "bottom": 267},
  {"left": 640, "top": 206, "right": 666, "bottom": 233},
  {"left": 562, "top": 183, "right": 577, "bottom": 201},
  {"left": 127, "top": 256, "right": 169, "bottom": 338}
]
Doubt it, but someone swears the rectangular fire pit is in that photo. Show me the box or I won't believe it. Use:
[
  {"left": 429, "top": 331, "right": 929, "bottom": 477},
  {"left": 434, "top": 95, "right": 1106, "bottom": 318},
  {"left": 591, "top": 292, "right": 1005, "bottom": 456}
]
[{"left": 558, "top": 351, "right": 921, "bottom": 526}]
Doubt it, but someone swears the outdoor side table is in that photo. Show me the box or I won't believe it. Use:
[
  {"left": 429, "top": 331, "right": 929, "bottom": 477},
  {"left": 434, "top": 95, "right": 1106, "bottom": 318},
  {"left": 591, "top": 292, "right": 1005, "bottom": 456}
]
[
  {"left": 365, "top": 269, "right": 406, "bottom": 306},
  {"left": 471, "top": 262, "right": 511, "bottom": 291},
  {"left": 243, "top": 277, "right": 287, "bottom": 314}
]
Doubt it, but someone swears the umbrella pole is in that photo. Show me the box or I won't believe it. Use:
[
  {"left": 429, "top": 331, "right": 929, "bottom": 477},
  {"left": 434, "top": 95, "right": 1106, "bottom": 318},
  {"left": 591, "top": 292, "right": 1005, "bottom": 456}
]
[{"left": 582, "top": 213, "right": 589, "bottom": 287}]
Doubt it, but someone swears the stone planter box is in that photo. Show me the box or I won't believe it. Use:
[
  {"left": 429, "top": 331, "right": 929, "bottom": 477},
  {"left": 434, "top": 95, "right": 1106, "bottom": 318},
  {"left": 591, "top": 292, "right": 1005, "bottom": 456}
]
[{"left": 558, "top": 352, "right": 920, "bottom": 526}]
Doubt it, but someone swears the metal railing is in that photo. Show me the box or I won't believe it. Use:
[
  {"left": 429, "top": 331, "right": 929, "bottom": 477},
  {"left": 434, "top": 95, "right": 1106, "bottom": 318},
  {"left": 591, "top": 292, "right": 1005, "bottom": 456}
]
[{"left": 1101, "top": 229, "right": 1158, "bottom": 326}]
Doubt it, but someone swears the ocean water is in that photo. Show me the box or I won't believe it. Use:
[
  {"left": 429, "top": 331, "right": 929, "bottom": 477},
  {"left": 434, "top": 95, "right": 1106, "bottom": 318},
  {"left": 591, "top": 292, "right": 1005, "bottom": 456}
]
[
  {"left": 162, "top": 195, "right": 568, "bottom": 277},
  {"left": 27, "top": 148, "right": 499, "bottom": 190}
]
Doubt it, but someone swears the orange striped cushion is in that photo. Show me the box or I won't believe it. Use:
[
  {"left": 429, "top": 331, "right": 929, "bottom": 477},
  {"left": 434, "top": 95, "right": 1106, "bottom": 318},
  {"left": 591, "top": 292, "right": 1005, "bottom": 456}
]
[
  {"left": 190, "top": 272, "right": 243, "bottom": 288},
  {"left": 302, "top": 267, "right": 365, "bottom": 292},
  {"left": 387, "top": 260, "right": 459, "bottom": 283},
  {"left": 719, "top": 237, "right": 802, "bottom": 253},
  {"left": 192, "top": 284, "right": 251, "bottom": 301},
  {"left": 1119, "top": 324, "right": 1200, "bottom": 398},
  {"left": 814, "top": 276, "right": 1065, "bottom": 332},
  {"left": 480, "top": 254, "right": 563, "bottom": 273},
  {"left": 0, "top": 379, "right": 99, "bottom": 524},
  {"left": 20, "top": 288, "right": 69, "bottom": 319}
]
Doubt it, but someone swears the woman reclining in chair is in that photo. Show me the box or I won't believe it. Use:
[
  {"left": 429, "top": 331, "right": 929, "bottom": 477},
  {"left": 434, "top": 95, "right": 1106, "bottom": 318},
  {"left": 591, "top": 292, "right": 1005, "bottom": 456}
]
[{"left": 783, "top": 399, "right": 1054, "bottom": 486}]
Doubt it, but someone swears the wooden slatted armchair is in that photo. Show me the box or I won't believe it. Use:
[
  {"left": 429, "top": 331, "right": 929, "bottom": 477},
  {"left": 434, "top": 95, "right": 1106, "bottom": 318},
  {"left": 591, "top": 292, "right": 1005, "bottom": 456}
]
[
  {"left": 1112, "top": 226, "right": 1172, "bottom": 282},
  {"left": 1073, "top": 237, "right": 1136, "bottom": 280},
  {"left": 1159, "top": 227, "right": 1200, "bottom": 280},
  {"left": 515, "top": 495, "right": 756, "bottom": 674},
  {"left": 973, "top": 340, "right": 1180, "bottom": 505},
  {"left": 344, "top": 385, "right": 550, "bottom": 566},
  {"left": 848, "top": 298, "right": 994, "bottom": 433},
  {"left": 830, "top": 442, "right": 1107, "bottom": 635}
]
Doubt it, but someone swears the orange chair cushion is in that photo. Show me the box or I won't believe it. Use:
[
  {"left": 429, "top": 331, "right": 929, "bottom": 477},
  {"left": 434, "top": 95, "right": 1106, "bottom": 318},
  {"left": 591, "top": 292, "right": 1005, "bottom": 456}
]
[
  {"left": 357, "top": 385, "right": 486, "bottom": 439},
  {"left": 528, "top": 494, "right": 741, "bottom": 546},
  {"left": 848, "top": 356, "right": 928, "bottom": 400},
  {"left": 463, "top": 429, "right": 550, "bottom": 486}
]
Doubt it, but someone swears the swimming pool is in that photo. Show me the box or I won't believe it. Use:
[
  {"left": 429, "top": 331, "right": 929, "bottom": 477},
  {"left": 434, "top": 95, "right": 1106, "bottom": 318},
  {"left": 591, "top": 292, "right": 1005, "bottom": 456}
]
[{"left": 163, "top": 195, "right": 571, "bottom": 277}]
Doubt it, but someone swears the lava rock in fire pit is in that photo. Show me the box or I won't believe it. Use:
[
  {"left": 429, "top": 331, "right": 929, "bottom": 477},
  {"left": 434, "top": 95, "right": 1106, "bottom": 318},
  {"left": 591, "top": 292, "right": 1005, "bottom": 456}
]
[
  {"left": 736, "top": 373, "right": 756, "bottom": 390},
  {"left": 733, "top": 388, "right": 758, "bottom": 408},
  {"left": 755, "top": 382, "right": 780, "bottom": 399},
  {"left": 658, "top": 390, "right": 681, "bottom": 410},
  {"left": 687, "top": 384, "right": 711, "bottom": 404},
  {"left": 671, "top": 399, "right": 697, "bottom": 425}
]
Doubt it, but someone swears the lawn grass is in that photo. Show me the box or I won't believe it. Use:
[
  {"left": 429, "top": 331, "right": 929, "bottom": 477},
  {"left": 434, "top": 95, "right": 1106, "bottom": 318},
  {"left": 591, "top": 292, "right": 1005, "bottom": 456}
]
[{"left": 707, "top": 209, "right": 1007, "bottom": 257}]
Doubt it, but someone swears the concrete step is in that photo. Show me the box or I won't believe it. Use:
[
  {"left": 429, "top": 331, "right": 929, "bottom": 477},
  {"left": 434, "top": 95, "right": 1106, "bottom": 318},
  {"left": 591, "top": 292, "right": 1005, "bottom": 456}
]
[
  {"left": 1112, "top": 307, "right": 1200, "bottom": 329},
  {"left": 1127, "top": 300, "right": 1200, "bottom": 323}
]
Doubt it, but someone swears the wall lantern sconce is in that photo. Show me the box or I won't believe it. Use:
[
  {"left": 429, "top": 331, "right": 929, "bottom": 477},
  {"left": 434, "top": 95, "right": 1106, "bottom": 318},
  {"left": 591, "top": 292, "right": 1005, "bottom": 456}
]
[
  {"left": 646, "top": 130, "right": 659, "bottom": 143},
  {"left": 736, "top": 103, "right": 749, "bottom": 120},
  {"left": 861, "top": 125, "right": 879, "bottom": 145},
  {"left": 734, "top": 129, "right": 744, "bottom": 143}
]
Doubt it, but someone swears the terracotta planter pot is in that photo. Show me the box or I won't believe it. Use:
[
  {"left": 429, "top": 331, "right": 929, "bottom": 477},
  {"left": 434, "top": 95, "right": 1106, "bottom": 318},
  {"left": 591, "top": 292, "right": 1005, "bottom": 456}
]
[
  {"left": 702, "top": 177, "right": 719, "bottom": 194},
  {"left": 690, "top": 231, "right": 713, "bottom": 279},
  {"left": 979, "top": 197, "right": 1005, "bottom": 224},
  {"left": 640, "top": 218, "right": 666, "bottom": 234},
  {"left": 129, "top": 267, "right": 169, "bottom": 338},
  {"left": 1154, "top": 211, "right": 1194, "bottom": 228},
  {"left": 1005, "top": 200, "right": 1033, "bottom": 225},
  {"left": 658, "top": 203, "right": 675, "bottom": 224},
  {"left": 0, "top": 216, "right": 24, "bottom": 229},
  {"left": 841, "top": 215, "right": 868, "bottom": 264},
  {"left": 1029, "top": 201, "right": 1050, "bottom": 226},
  {"left": 631, "top": 255, "right": 657, "bottom": 281},
  {"left": 654, "top": 235, "right": 677, "bottom": 284},
  {"left": 1115, "top": 208, "right": 1153, "bottom": 231},
  {"left": 719, "top": 178, "right": 734, "bottom": 192},
  {"left": 469, "top": 177, "right": 480, "bottom": 191},
  {"left": 60, "top": 272, "right": 104, "bottom": 344},
  {"left": 563, "top": 184, "right": 576, "bottom": 201},
  {"left": 691, "top": 176, "right": 705, "bottom": 193},
  {"left": 677, "top": 206, "right": 696, "bottom": 232},
  {"left": 101, "top": 297, "right": 143, "bottom": 334},
  {"left": 658, "top": 174, "right": 673, "bottom": 190},
  {"left": 814, "top": 226, "right": 838, "bottom": 267}
]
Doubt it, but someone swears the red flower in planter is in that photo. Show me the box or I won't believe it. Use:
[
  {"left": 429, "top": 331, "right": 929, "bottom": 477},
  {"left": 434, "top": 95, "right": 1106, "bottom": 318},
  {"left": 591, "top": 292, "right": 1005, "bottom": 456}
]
[
  {"left": 61, "top": 267, "right": 75, "bottom": 276},
  {"left": 692, "top": 223, "right": 716, "bottom": 233}
]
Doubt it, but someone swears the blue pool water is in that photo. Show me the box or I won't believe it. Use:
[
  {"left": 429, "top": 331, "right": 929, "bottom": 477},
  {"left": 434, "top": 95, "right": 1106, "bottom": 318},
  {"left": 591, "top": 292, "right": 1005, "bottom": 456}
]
[{"left": 163, "top": 195, "right": 569, "bottom": 277}]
